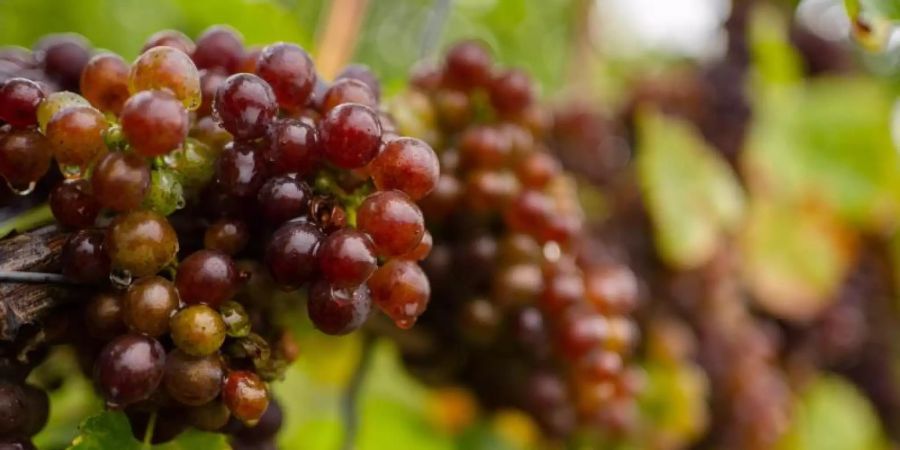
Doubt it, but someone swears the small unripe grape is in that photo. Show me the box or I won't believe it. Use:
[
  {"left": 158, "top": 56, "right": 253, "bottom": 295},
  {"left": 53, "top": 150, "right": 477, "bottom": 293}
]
[
  {"left": 36, "top": 91, "right": 90, "bottom": 133},
  {"left": 107, "top": 210, "right": 179, "bottom": 277},
  {"left": 143, "top": 168, "right": 185, "bottom": 216},
  {"left": 45, "top": 105, "right": 107, "bottom": 176},
  {"left": 170, "top": 305, "right": 227, "bottom": 356},
  {"left": 204, "top": 218, "right": 249, "bottom": 255},
  {"left": 60, "top": 229, "right": 110, "bottom": 284},
  {"left": 255, "top": 42, "right": 315, "bottom": 112},
  {"left": 93, "top": 334, "right": 166, "bottom": 407},
  {"left": 307, "top": 281, "right": 371, "bottom": 335},
  {"left": 357, "top": 190, "right": 425, "bottom": 257},
  {"left": 193, "top": 26, "right": 245, "bottom": 74},
  {"left": 142, "top": 29, "right": 196, "bottom": 55},
  {"left": 84, "top": 291, "right": 126, "bottom": 339},
  {"left": 0, "top": 78, "right": 45, "bottom": 127},
  {"left": 123, "top": 276, "right": 180, "bottom": 337},
  {"left": 129, "top": 46, "right": 202, "bottom": 110},
  {"left": 318, "top": 103, "right": 382, "bottom": 169},
  {"left": 175, "top": 249, "right": 239, "bottom": 308},
  {"left": 80, "top": 53, "right": 130, "bottom": 114},
  {"left": 369, "top": 137, "right": 439, "bottom": 200},
  {"left": 91, "top": 151, "right": 150, "bottom": 212},
  {"left": 367, "top": 259, "right": 430, "bottom": 329},
  {"left": 163, "top": 349, "right": 224, "bottom": 406},
  {"left": 219, "top": 300, "right": 251, "bottom": 337},
  {"left": 0, "top": 128, "right": 52, "bottom": 191},
  {"left": 164, "top": 138, "right": 217, "bottom": 193},
  {"left": 222, "top": 371, "right": 269, "bottom": 425},
  {"left": 121, "top": 89, "right": 189, "bottom": 156},
  {"left": 317, "top": 228, "right": 377, "bottom": 288},
  {"left": 49, "top": 179, "right": 100, "bottom": 229},
  {"left": 213, "top": 73, "right": 277, "bottom": 140}
]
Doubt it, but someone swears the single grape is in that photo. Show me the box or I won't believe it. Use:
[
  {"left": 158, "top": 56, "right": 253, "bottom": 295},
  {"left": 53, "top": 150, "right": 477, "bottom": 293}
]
[
  {"left": 84, "top": 291, "right": 126, "bottom": 339},
  {"left": 163, "top": 350, "right": 224, "bottom": 406},
  {"left": 491, "top": 263, "right": 543, "bottom": 307},
  {"left": 143, "top": 167, "right": 185, "bottom": 216},
  {"left": 515, "top": 151, "right": 560, "bottom": 189},
  {"left": 357, "top": 190, "right": 425, "bottom": 257},
  {"left": 121, "top": 89, "right": 189, "bottom": 156},
  {"left": 488, "top": 69, "right": 534, "bottom": 115},
  {"left": 307, "top": 281, "right": 371, "bottom": 335},
  {"left": 91, "top": 151, "right": 150, "bottom": 212},
  {"left": 222, "top": 371, "right": 269, "bottom": 425},
  {"left": 264, "top": 220, "right": 323, "bottom": 290},
  {"left": 204, "top": 218, "right": 249, "bottom": 255},
  {"left": 318, "top": 103, "right": 382, "bottom": 169},
  {"left": 255, "top": 43, "right": 315, "bottom": 112},
  {"left": 80, "top": 53, "right": 130, "bottom": 114},
  {"left": 443, "top": 40, "right": 492, "bottom": 89},
  {"left": 584, "top": 266, "right": 638, "bottom": 315},
  {"left": 556, "top": 312, "right": 610, "bottom": 360},
  {"left": 130, "top": 46, "right": 201, "bottom": 110},
  {"left": 193, "top": 26, "right": 245, "bottom": 74},
  {"left": 216, "top": 141, "right": 267, "bottom": 198},
  {"left": 256, "top": 175, "right": 311, "bottom": 225},
  {"left": 33, "top": 34, "right": 91, "bottom": 90},
  {"left": 459, "top": 125, "right": 512, "bottom": 169},
  {"left": 190, "top": 115, "right": 233, "bottom": 150},
  {"left": 369, "top": 137, "right": 439, "bottom": 200},
  {"left": 261, "top": 118, "right": 319, "bottom": 176},
  {"left": 539, "top": 269, "right": 584, "bottom": 314},
  {"left": 317, "top": 228, "right": 377, "bottom": 288},
  {"left": 164, "top": 138, "right": 218, "bottom": 193},
  {"left": 187, "top": 401, "right": 231, "bottom": 432},
  {"left": 219, "top": 300, "right": 251, "bottom": 338},
  {"left": 367, "top": 259, "right": 430, "bottom": 329},
  {"left": 123, "top": 276, "right": 180, "bottom": 337},
  {"left": 0, "top": 382, "right": 26, "bottom": 435},
  {"left": 0, "top": 128, "right": 51, "bottom": 191},
  {"left": 170, "top": 305, "right": 228, "bottom": 356},
  {"left": 61, "top": 229, "right": 110, "bottom": 284},
  {"left": 213, "top": 73, "right": 277, "bottom": 140},
  {"left": 45, "top": 105, "right": 107, "bottom": 175},
  {"left": 575, "top": 351, "right": 624, "bottom": 384},
  {"left": 464, "top": 169, "right": 520, "bottom": 213},
  {"left": 433, "top": 88, "right": 472, "bottom": 131},
  {"left": 335, "top": 64, "right": 381, "bottom": 101},
  {"left": 106, "top": 210, "right": 179, "bottom": 277},
  {"left": 320, "top": 78, "right": 376, "bottom": 113},
  {"left": 504, "top": 189, "right": 553, "bottom": 237},
  {"left": 0, "top": 78, "right": 45, "bottom": 127},
  {"left": 35, "top": 91, "right": 89, "bottom": 133},
  {"left": 198, "top": 69, "right": 227, "bottom": 117},
  {"left": 142, "top": 29, "right": 196, "bottom": 55},
  {"left": 94, "top": 334, "right": 166, "bottom": 407},
  {"left": 175, "top": 249, "right": 240, "bottom": 307}
]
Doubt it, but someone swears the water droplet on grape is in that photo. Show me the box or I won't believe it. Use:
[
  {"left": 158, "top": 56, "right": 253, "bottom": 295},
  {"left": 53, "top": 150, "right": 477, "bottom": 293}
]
[
  {"left": 6, "top": 180, "right": 36, "bottom": 196},
  {"left": 110, "top": 268, "right": 133, "bottom": 288}
]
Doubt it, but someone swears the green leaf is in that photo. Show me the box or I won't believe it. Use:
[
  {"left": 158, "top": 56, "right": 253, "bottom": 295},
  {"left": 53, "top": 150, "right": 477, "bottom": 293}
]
[
  {"left": 67, "top": 411, "right": 228, "bottom": 450},
  {"left": 778, "top": 376, "right": 889, "bottom": 450},
  {"left": 636, "top": 109, "right": 745, "bottom": 269},
  {"left": 637, "top": 361, "right": 709, "bottom": 449}
]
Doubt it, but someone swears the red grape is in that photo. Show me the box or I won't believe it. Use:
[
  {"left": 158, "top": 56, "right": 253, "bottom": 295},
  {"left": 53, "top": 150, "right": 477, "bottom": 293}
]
[
  {"left": 214, "top": 73, "right": 277, "bottom": 140},
  {"left": 256, "top": 175, "right": 311, "bottom": 225},
  {"left": 50, "top": 179, "right": 100, "bottom": 229},
  {"left": 121, "top": 89, "right": 189, "bottom": 156},
  {"left": 317, "top": 228, "right": 377, "bottom": 288},
  {"left": 193, "top": 26, "right": 245, "bottom": 74},
  {"left": 443, "top": 40, "right": 492, "bottom": 89},
  {"left": 367, "top": 259, "right": 430, "bottom": 329},
  {"left": 91, "top": 151, "right": 150, "bottom": 212},
  {"left": 142, "top": 30, "right": 196, "bottom": 55},
  {"left": 357, "top": 190, "right": 425, "bottom": 257},
  {"left": 175, "top": 250, "right": 240, "bottom": 308},
  {"left": 264, "top": 220, "right": 323, "bottom": 290},
  {"left": 93, "top": 334, "right": 166, "bottom": 407},
  {"left": 369, "top": 137, "right": 439, "bottom": 200},
  {"left": 320, "top": 78, "right": 376, "bottom": 113},
  {"left": 318, "top": 103, "right": 382, "bottom": 169},
  {"left": 307, "top": 281, "right": 371, "bottom": 335},
  {"left": 0, "top": 78, "right": 45, "bottom": 127},
  {"left": 80, "top": 53, "right": 130, "bottom": 114},
  {"left": 129, "top": 46, "right": 201, "bottom": 110},
  {"left": 216, "top": 141, "right": 267, "bottom": 198},
  {"left": 0, "top": 128, "right": 51, "bottom": 190},
  {"left": 262, "top": 118, "right": 319, "bottom": 176},
  {"left": 255, "top": 43, "right": 315, "bottom": 112}
]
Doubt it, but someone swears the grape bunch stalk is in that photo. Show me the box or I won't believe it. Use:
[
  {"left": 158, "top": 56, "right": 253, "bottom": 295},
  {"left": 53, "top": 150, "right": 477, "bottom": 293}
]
[
  {"left": 0, "top": 26, "right": 437, "bottom": 448},
  {"left": 385, "top": 41, "right": 643, "bottom": 441}
]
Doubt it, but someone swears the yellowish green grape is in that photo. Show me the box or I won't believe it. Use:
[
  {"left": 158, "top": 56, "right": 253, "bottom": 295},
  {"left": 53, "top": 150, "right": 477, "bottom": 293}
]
[{"left": 37, "top": 91, "right": 90, "bottom": 133}]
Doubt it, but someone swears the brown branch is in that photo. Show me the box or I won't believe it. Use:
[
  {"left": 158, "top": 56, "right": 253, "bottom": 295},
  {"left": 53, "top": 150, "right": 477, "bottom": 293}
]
[
  {"left": 314, "top": 0, "right": 371, "bottom": 80},
  {"left": 0, "top": 225, "right": 73, "bottom": 341}
]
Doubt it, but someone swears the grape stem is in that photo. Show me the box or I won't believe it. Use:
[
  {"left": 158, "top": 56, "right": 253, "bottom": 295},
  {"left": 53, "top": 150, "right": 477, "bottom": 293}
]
[
  {"left": 340, "top": 332, "right": 375, "bottom": 450},
  {"left": 142, "top": 410, "right": 157, "bottom": 448},
  {"left": 0, "top": 203, "right": 54, "bottom": 240}
]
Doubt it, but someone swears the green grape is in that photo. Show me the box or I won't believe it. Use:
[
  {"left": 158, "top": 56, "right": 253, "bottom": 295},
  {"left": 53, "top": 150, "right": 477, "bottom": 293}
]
[
  {"left": 142, "top": 167, "right": 185, "bottom": 216},
  {"left": 163, "top": 138, "right": 216, "bottom": 194},
  {"left": 219, "top": 301, "right": 251, "bottom": 337},
  {"left": 36, "top": 91, "right": 90, "bottom": 133}
]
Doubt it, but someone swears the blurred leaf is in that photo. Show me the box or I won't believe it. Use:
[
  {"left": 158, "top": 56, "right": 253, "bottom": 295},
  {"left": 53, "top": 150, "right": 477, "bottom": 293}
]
[
  {"left": 777, "top": 376, "right": 889, "bottom": 450},
  {"left": 636, "top": 109, "right": 746, "bottom": 269},
  {"left": 740, "top": 200, "right": 856, "bottom": 322},
  {"left": 749, "top": 4, "right": 803, "bottom": 91},
  {"left": 637, "top": 361, "right": 709, "bottom": 450},
  {"left": 32, "top": 348, "right": 103, "bottom": 450},
  {"left": 68, "top": 411, "right": 228, "bottom": 450},
  {"left": 858, "top": 0, "right": 900, "bottom": 20}
]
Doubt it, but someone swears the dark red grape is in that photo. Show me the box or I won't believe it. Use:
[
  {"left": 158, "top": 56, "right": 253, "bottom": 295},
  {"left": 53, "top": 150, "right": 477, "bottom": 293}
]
[
  {"left": 34, "top": 34, "right": 91, "bottom": 90},
  {"left": 357, "top": 190, "right": 425, "bottom": 257},
  {"left": 0, "top": 128, "right": 51, "bottom": 190},
  {"left": 121, "top": 89, "right": 189, "bottom": 156},
  {"left": 61, "top": 229, "right": 110, "bottom": 284},
  {"left": 94, "top": 334, "right": 166, "bottom": 407},
  {"left": 91, "top": 151, "right": 151, "bottom": 212},
  {"left": 307, "top": 281, "right": 371, "bottom": 335},
  {"left": 216, "top": 141, "right": 267, "bottom": 198},
  {"left": 255, "top": 43, "right": 316, "bottom": 112},
  {"left": 0, "top": 382, "right": 26, "bottom": 435},
  {"left": 318, "top": 103, "right": 382, "bottom": 169},
  {"left": 142, "top": 29, "right": 196, "bottom": 55},
  {"left": 0, "top": 78, "right": 45, "bottom": 127},
  {"left": 256, "top": 175, "right": 311, "bottom": 225},
  {"left": 488, "top": 69, "right": 534, "bottom": 115},
  {"left": 264, "top": 220, "right": 323, "bottom": 290},
  {"left": 214, "top": 73, "right": 277, "bottom": 140},
  {"left": 317, "top": 228, "right": 377, "bottom": 288},
  {"left": 262, "top": 118, "right": 319, "bottom": 176},
  {"left": 234, "top": 398, "right": 282, "bottom": 442},
  {"left": 193, "top": 26, "right": 245, "bottom": 74},
  {"left": 175, "top": 249, "right": 239, "bottom": 308},
  {"left": 443, "top": 40, "right": 492, "bottom": 89},
  {"left": 84, "top": 291, "right": 126, "bottom": 339}
]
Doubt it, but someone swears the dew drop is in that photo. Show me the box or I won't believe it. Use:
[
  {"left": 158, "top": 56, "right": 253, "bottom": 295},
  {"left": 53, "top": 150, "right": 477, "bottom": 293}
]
[{"left": 109, "top": 268, "right": 133, "bottom": 289}]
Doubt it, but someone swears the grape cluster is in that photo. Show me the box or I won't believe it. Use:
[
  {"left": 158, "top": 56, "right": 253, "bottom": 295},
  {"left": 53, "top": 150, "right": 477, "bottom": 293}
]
[
  {"left": 388, "top": 41, "right": 642, "bottom": 439},
  {"left": 0, "top": 26, "right": 436, "bottom": 446}
]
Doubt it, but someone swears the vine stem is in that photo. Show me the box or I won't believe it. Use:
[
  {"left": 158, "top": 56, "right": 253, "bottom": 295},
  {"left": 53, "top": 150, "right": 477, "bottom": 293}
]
[
  {"left": 340, "top": 333, "right": 375, "bottom": 450},
  {"left": 0, "top": 203, "right": 54, "bottom": 240},
  {"left": 142, "top": 410, "right": 157, "bottom": 448},
  {"left": 0, "top": 271, "right": 72, "bottom": 285},
  {"left": 315, "top": 0, "right": 371, "bottom": 80}
]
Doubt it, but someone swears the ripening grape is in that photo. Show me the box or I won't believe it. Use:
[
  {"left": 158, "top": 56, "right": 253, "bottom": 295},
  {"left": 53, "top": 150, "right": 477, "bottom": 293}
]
[
  {"left": 170, "top": 305, "right": 227, "bottom": 356},
  {"left": 91, "top": 151, "right": 150, "bottom": 212},
  {"left": 367, "top": 259, "right": 430, "bottom": 329},
  {"left": 129, "top": 46, "right": 202, "bottom": 110},
  {"left": 120, "top": 89, "right": 189, "bottom": 156},
  {"left": 369, "top": 137, "right": 439, "bottom": 200},
  {"left": 164, "top": 138, "right": 218, "bottom": 193},
  {"left": 318, "top": 103, "right": 382, "bottom": 169},
  {"left": 60, "top": 229, "right": 110, "bottom": 284},
  {"left": 123, "top": 276, "right": 180, "bottom": 337},
  {"left": 0, "top": 128, "right": 51, "bottom": 191},
  {"left": 94, "top": 333, "right": 166, "bottom": 407},
  {"left": 307, "top": 281, "right": 371, "bottom": 335},
  {"left": 459, "top": 125, "right": 512, "bottom": 170},
  {"left": 584, "top": 265, "right": 639, "bottom": 315},
  {"left": 84, "top": 291, "right": 126, "bottom": 339},
  {"left": 515, "top": 150, "right": 560, "bottom": 189},
  {"left": 357, "top": 190, "right": 425, "bottom": 257},
  {"left": 222, "top": 371, "right": 269, "bottom": 425},
  {"left": 213, "top": 73, "right": 277, "bottom": 140},
  {"left": 106, "top": 210, "right": 179, "bottom": 277},
  {"left": 163, "top": 350, "right": 224, "bottom": 406},
  {"left": 45, "top": 105, "right": 107, "bottom": 176},
  {"left": 0, "top": 78, "right": 45, "bottom": 127},
  {"left": 175, "top": 250, "right": 240, "bottom": 307},
  {"left": 240, "top": 46, "right": 262, "bottom": 74},
  {"left": 320, "top": 78, "right": 377, "bottom": 113},
  {"left": 400, "top": 230, "right": 432, "bottom": 261},
  {"left": 35, "top": 91, "right": 90, "bottom": 133},
  {"left": 143, "top": 168, "right": 185, "bottom": 216},
  {"left": 80, "top": 53, "right": 130, "bottom": 114},
  {"left": 142, "top": 29, "right": 196, "bottom": 55},
  {"left": 193, "top": 26, "right": 245, "bottom": 74},
  {"left": 317, "top": 228, "right": 377, "bottom": 288},
  {"left": 255, "top": 42, "right": 316, "bottom": 112}
]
